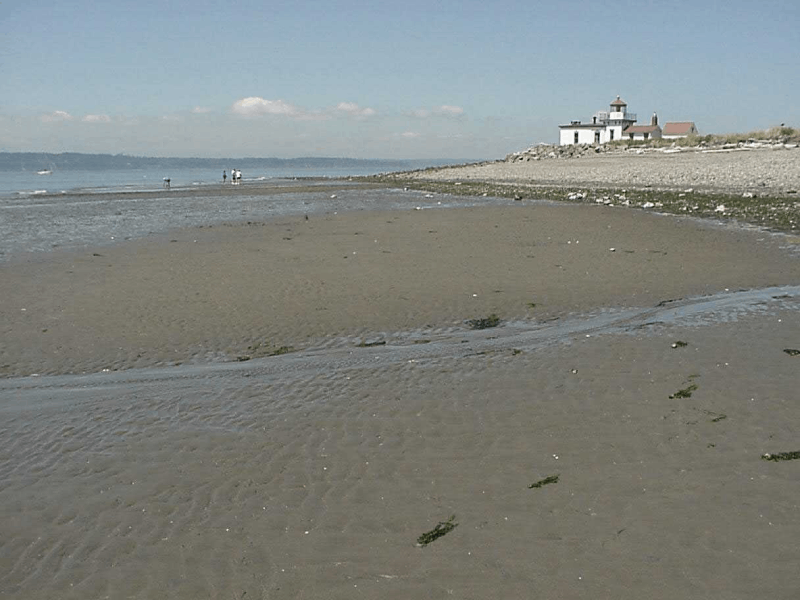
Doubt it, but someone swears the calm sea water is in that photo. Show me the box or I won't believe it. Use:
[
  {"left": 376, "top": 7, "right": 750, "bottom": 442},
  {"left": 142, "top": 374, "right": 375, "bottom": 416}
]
[
  {"left": 0, "top": 163, "right": 501, "bottom": 261},
  {"left": 0, "top": 163, "right": 443, "bottom": 197}
]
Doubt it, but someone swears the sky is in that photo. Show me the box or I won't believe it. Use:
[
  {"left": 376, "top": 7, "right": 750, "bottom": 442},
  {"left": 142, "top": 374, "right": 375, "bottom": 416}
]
[{"left": 1, "top": 0, "right": 799, "bottom": 159}]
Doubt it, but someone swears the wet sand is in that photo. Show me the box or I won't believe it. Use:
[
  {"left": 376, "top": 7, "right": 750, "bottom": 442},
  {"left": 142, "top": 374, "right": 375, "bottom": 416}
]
[
  {"left": 2, "top": 198, "right": 800, "bottom": 599},
  {"left": 2, "top": 202, "right": 799, "bottom": 377}
]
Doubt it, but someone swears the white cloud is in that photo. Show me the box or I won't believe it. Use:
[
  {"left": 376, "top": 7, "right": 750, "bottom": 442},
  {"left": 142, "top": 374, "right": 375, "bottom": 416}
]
[
  {"left": 399, "top": 131, "right": 420, "bottom": 138},
  {"left": 334, "top": 102, "right": 376, "bottom": 118},
  {"left": 436, "top": 105, "right": 464, "bottom": 116},
  {"left": 232, "top": 97, "right": 303, "bottom": 118},
  {"left": 40, "top": 110, "right": 74, "bottom": 122},
  {"left": 231, "top": 97, "right": 376, "bottom": 121},
  {"left": 191, "top": 106, "right": 212, "bottom": 114},
  {"left": 409, "top": 105, "right": 465, "bottom": 119},
  {"left": 83, "top": 114, "right": 111, "bottom": 123}
]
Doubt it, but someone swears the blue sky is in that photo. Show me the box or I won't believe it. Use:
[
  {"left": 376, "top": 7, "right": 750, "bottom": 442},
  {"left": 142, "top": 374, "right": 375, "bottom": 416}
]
[{"left": 2, "top": 0, "right": 798, "bottom": 159}]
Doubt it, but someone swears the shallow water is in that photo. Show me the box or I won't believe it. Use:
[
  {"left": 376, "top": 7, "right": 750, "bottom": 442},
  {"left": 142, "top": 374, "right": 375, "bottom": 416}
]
[{"left": 0, "top": 181, "right": 502, "bottom": 260}]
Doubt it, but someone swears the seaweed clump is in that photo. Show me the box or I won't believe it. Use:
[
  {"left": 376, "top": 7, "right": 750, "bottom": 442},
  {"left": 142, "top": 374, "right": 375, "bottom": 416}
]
[
  {"left": 467, "top": 314, "right": 501, "bottom": 330},
  {"left": 416, "top": 515, "right": 458, "bottom": 547},
  {"left": 528, "top": 474, "right": 560, "bottom": 489},
  {"left": 762, "top": 451, "right": 800, "bottom": 462},
  {"left": 669, "top": 383, "right": 698, "bottom": 399}
]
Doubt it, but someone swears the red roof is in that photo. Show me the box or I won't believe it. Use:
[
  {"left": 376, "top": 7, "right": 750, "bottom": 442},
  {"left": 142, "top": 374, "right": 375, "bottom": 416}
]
[
  {"left": 610, "top": 96, "right": 627, "bottom": 107},
  {"left": 623, "top": 125, "right": 660, "bottom": 134},
  {"left": 663, "top": 122, "right": 696, "bottom": 135}
]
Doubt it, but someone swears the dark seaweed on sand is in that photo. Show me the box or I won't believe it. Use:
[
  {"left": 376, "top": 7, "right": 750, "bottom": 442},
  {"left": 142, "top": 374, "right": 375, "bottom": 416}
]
[
  {"left": 669, "top": 383, "right": 698, "bottom": 399},
  {"left": 762, "top": 451, "right": 800, "bottom": 462},
  {"left": 467, "top": 314, "right": 501, "bottom": 330},
  {"left": 783, "top": 349, "right": 800, "bottom": 356},
  {"left": 528, "top": 474, "right": 560, "bottom": 489},
  {"left": 416, "top": 515, "right": 458, "bottom": 547}
]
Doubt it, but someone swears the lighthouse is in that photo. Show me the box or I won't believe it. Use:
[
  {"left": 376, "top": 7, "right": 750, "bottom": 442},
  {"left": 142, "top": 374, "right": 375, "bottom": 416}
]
[
  {"left": 558, "top": 95, "right": 638, "bottom": 145},
  {"left": 603, "top": 96, "right": 637, "bottom": 142}
]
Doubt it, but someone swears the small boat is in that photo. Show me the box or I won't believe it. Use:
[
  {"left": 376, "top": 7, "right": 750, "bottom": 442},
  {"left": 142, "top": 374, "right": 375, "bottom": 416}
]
[{"left": 37, "top": 169, "right": 52, "bottom": 175}]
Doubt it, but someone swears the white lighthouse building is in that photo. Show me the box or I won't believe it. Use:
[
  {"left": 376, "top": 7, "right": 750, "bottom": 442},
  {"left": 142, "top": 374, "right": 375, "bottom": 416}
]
[{"left": 559, "top": 96, "right": 638, "bottom": 145}]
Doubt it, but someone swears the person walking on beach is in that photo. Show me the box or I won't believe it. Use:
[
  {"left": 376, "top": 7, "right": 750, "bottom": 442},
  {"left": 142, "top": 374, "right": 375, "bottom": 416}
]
[{"left": 223, "top": 170, "right": 227, "bottom": 184}]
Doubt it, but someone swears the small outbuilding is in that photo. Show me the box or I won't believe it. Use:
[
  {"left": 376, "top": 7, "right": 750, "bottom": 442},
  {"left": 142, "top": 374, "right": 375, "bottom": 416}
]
[{"left": 623, "top": 113, "right": 662, "bottom": 141}]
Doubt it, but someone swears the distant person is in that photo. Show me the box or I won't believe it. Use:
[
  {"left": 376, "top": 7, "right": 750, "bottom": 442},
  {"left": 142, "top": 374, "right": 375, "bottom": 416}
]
[
  {"left": 235, "top": 169, "right": 242, "bottom": 185},
  {"left": 223, "top": 170, "right": 227, "bottom": 184},
  {"left": 163, "top": 177, "right": 170, "bottom": 189}
]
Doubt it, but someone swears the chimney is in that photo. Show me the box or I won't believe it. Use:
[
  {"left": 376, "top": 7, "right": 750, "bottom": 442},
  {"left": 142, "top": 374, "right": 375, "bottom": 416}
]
[{"left": 651, "top": 112, "right": 658, "bottom": 126}]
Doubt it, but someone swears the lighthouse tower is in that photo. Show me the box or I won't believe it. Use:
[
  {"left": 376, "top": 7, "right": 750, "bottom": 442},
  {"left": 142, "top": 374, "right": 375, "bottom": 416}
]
[{"left": 603, "top": 96, "right": 637, "bottom": 142}]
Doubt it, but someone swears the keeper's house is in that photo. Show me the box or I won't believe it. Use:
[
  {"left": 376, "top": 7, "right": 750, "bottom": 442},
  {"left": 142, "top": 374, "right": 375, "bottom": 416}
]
[{"left": 559, "top": 96, "right": 695, "bottom": 145}]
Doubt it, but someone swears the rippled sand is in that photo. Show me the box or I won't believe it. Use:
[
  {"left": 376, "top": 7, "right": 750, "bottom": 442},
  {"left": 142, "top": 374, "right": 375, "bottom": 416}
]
[{"left": 2, "top": 197, "right": 800, "bottom": 599}]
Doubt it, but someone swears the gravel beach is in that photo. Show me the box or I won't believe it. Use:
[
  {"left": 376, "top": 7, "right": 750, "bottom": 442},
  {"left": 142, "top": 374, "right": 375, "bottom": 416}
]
[
  {"left": 406, "top": 146, "right": 800, "bottom": 195},
  {"left": 373, "top": 145, "right": 800, "bottom": 233}
]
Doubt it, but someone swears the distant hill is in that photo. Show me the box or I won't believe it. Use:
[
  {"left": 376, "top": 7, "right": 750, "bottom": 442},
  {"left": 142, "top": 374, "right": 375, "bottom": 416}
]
[{"left": 0, "top": 152, "right": 471, "bottom": 172}]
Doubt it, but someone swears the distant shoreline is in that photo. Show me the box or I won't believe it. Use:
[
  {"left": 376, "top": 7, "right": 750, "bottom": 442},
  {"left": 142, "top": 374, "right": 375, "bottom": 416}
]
[{"left": 0, "top": 152, "right": 478, "bottom": 172}]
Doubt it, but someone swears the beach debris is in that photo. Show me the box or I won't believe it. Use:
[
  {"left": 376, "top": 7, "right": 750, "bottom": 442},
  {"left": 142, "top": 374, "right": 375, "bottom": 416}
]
[
  {"left": 416, "top": 515, "right": 458, "bottom": 547},
  {"left": 783, "top": 348, "right": 800, "bottom": 356},
  {"left": 357, "top": 339, "right": 386, "bottom": 348},
  {"left": 609, "top": 247, "right": 616, "bottom": 252},
  {"left": 466, "top": 314, "right": 501, "bottom": 330},
  {"left": 671, "top": 340, "right": 689, "bottom": 348},
  {"left": 714, "top": 204, "right": 727, "bottom": 213},
  {"left": 762, "top": 451, "right": 800, "bottom": 462},
  {"left": 528, "top": 474, "right": 560, "bottom": 489},
  {"left": 236, "top": 343, "right": 294, "bottom": 362},
  {"left": 699, "top": 409, "right": 727, "bottom": 422},
  {"left": 669, "top": 383, "right": 698, "bottom": 399}
]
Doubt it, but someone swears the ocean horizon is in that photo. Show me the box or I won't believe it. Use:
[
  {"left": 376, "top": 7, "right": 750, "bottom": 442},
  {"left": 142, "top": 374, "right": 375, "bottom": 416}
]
[{"left": 0, "top": 155, "right": 475, "bottom": 197}]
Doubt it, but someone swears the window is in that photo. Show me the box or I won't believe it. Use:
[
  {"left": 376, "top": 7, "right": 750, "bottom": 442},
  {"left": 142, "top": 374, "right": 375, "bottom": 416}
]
[
  {"left": 610, "top": 129, "right": 614, "bottom": 141},
  {"left": 574, "top": 132, "right": 579, "bottom": 144},
  {"left": 644, "top": 133, "right": 649, "bottom": 140}
]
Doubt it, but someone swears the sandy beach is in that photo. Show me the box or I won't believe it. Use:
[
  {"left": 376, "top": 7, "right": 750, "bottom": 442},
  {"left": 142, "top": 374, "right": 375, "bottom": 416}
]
[{"left": 2, "top": 174, "right": 800, "bottom": 598}]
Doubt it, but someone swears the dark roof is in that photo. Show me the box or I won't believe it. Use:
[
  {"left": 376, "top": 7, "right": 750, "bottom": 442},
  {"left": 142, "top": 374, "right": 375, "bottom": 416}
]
[{"left": 610, "top": 96, "right": 627, "bottom": 107}]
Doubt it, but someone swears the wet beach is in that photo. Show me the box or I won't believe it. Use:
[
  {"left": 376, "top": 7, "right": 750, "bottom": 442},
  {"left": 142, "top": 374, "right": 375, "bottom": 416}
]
[{"left": 2, "top": 178, "right": 800, "bottom": 599}]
